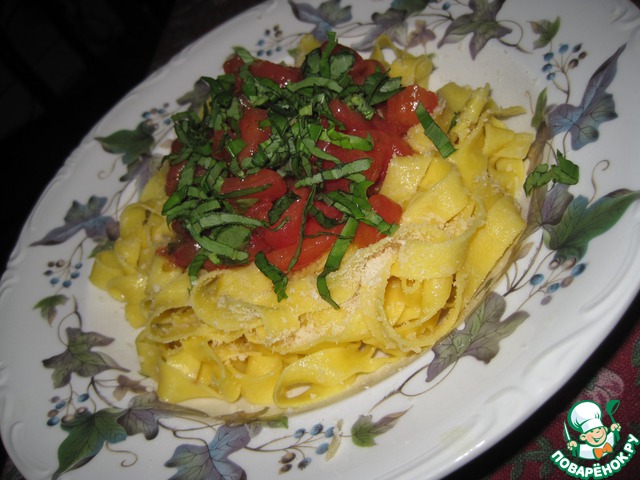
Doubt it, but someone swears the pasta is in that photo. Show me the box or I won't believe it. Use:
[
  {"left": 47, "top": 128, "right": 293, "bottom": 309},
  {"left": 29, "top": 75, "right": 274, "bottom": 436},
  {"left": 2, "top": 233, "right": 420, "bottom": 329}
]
[{"left": 90, "top": 38, "right": 533, "bottom": 411}]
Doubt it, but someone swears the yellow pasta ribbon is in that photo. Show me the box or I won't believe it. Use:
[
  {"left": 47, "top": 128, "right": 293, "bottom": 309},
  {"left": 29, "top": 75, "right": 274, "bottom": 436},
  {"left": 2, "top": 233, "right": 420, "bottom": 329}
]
[{"left": 89, "top": 50, "right": 532, "bottom": 410}]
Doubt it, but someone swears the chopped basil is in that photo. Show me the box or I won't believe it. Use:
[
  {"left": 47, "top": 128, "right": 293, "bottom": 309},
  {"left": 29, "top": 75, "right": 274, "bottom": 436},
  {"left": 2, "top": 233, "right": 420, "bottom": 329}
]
[
  {"left": 317, "top": 216, "right": 359, "bottom": 308},
  {"left": 416, "top": 102, "right": 456, "bottom": 158},
  {"left": 163, "top": 33, "right": 406, "bottom": 305},
  {"left": 255, "top": 252, "right": 289, "bottom": 301}
]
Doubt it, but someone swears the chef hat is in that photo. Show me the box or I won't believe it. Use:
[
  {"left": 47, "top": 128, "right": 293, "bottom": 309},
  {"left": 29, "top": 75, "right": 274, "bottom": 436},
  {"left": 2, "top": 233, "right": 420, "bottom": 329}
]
[{"left": 568, "top": 401, "right": 604, "bottom": 434}]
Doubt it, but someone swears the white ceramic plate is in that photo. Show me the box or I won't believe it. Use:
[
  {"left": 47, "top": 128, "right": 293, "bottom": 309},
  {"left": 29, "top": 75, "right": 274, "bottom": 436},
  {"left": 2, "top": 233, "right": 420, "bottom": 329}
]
[{"left": 2, "top": 1, "right": 640, "bottom": 479}]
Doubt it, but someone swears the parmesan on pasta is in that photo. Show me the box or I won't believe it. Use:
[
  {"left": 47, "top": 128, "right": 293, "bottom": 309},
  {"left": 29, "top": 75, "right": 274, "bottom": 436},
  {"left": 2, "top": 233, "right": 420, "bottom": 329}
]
[{"left": 90, "top": 39, "right": 532, "bottom": 410}]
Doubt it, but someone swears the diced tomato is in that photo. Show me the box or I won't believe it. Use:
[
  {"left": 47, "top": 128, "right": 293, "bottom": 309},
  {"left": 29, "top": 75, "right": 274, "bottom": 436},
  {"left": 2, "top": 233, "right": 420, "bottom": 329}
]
[
  {"left": 322, "top": 178, "right": 350, "bottom": 193},
  {"left": 223, "top": 54, "right": 245, "bottom": 75},
  {"left": 211, "top": 129, "right": 232, "bottom": 161},
  {"left": 369, "top": 111, "right": 403, "bottom": 138},
  {"left": 255, "top": 187, "right": 310, "bottom": 250},
  {"left": 165, "top": 160, "right": 186, "bottom": 196},
  {"left": 221, "top": 169, "right": 287, "bottom": 202},
  {"left": 266, "top": 235, "right": 337, "bottom": 272},
  {"left": 243, "top": 198, "right": 272, "bottom": 221},
  {"left": 249, "top": 59, "right": 302, "bottom": 87},
  {"left": 159, "top": 221, "right": 199, "bottom": 269},
  {"left": 329, "top": 98, "right": 368, "bottom": 131},
  {"left": 167, "top": 240, "right": 199, "bottom": 269},
  {"left": 353, "top": 194, "right": 402, "bottom": 248},
  {"left": 237, "top": 107, "right": 271, "bottom": 162},
  {"left": 239, "top": 107, "right": 270, "bottom": 144},
  {"left": 368, "top": 129, "right": 414, "bottom": 193},
  {"left": 350, "top": 58, "right": 385, "bottom": 85},
  {"left": 385, "top": 85, "right": 439, "bottom": 134},
  {"left": 321, "top": 128, "right": 393, "bottom": 184},
  {"left": 247, "top": 230, "right": 273, "bottom": 260},
  {"left": 363, "top": 129, "right": 393, "bottom": 183},
  {"left": 170, "top": 138, "right": 183, "bottom": 153}
]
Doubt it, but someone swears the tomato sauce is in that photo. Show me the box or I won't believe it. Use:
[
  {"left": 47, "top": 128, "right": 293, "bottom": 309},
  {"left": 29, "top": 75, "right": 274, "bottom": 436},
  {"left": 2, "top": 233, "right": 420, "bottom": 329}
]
[{"left": 162, "top": 42, "right": 437, "bottom": 273}]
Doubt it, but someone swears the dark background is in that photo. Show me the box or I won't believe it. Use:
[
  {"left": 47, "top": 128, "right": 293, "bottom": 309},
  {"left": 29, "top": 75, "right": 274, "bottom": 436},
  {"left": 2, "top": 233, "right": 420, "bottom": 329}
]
[{"left": 1, "top": 1, "right": 639, "bottom": 479}]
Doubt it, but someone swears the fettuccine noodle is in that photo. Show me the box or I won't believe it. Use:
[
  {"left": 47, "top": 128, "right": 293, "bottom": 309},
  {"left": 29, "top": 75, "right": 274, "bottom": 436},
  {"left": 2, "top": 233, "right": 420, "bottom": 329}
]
[{"left": 90, "top": 40, "right": 532, "bottom": 411}]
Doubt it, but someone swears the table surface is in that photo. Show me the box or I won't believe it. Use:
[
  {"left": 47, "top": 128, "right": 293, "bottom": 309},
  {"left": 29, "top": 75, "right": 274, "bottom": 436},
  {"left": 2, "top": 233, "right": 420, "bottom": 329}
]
[{"left": 2, "top": 1, "right": 640, "bottom": 479}]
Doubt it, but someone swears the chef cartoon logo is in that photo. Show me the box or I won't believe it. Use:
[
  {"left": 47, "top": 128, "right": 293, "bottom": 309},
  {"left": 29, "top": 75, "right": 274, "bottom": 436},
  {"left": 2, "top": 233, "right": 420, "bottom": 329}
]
[
  {"left": 565, "top": 400, "right": 621, "bottom": 460},
  {"left": 550, "top": 399, "right": 639, "bottom": 479}
]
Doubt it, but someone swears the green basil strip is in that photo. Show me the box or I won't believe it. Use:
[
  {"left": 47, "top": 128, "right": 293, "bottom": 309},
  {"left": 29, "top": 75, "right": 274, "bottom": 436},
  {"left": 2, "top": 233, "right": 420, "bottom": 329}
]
[
  {"left": 197, "top": 212, "right": 264, "bottom": 229},
  {"left": 226, "top": 137, "right": 247, "bottom": 159},
  {"left": 187, "top": 252, "right": 207, "bottom": 285},
  {"left": 268, "top": 191, "right": 299, "bottom": 225},
  {"left": 221, "top": 183, "right": 271, "bottom": 199},
  {"left": 186, "top": 224, "right": 250, "bottom": 264},
  {"left": 202, "top": 163, "right": 226, "bottom": 193},
  {"left": 233, "top": 46, "right": 255, "bottom": 65},
  {"left": 364, "top": 73, "right": 404, "bottom": 106},
  {"left": 192, "top": 199, "right": 224, "bottom": 217},
  {"left": 300, "top": 135, "right": 341, "bottom": 164},
  {"left": 416, "top": 102, "right": 456, "bottom": 158},
  {"left": 322, "top": 128, "right": 373, "bottom": 150},
  {"left": 215, "top": 225, "right": 252, "bottom": 251},
  {"left": 329, "top": 49, "right": 355, "bottom": 81},
  {"left": 319, "top": 31, "right": 338, "bottom": 79},
  {"left": 287, "top": 76, "right": 343, "bottom": 94},
  {"left": 309, "top": 205, "right": 342, "bottom": 229},
  {"left": 162, "top": 195, "right": 197, "bottom": 219},
  {"left": 186, "top": 185, "right": 212, "bottom": 200},
  {"left": 255, "top": 252, "right": 288, "bottom": 301},
  {"left": 295, "top": 158, "right": 371, "bottom": 187},
  {"left": 287, "top": 186, "right": 316, "bottom": 272},
  {"left": 317, "top": 216, "right": 359, "bottom": 308},
  {"left": 177, "top": 159, "right": 196, "bottom": 189},
  {"left": 196, "top": 235, "right": 250, "bottom": 263},
  {"left": 324, "top": 190, "right": 397, "bottom": 235}
]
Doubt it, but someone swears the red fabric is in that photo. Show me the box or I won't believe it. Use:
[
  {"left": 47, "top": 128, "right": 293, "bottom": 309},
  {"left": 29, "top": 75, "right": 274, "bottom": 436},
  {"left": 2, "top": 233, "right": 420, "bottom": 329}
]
[{"left": 448, "top": 300, "right": 640, "bottom": 479}]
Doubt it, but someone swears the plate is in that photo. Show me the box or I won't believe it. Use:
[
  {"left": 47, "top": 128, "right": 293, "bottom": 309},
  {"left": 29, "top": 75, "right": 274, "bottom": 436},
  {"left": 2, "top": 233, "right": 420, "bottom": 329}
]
[{"left": 2, "top": 0, "right": 640, "bottom": 479}]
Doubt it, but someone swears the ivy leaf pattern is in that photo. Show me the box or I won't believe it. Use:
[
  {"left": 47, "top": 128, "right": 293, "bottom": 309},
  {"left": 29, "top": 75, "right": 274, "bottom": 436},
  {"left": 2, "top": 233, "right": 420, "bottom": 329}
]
[
  {"left": 177, "top": 78, "right": 212, "bottom": 113},
  {"left": 119, "top": 152, "right": 163, "bottom": 190},
  {"left": 117, "top": 392, "right": 208, "bottom": 440},
  {"left": 542, "top": 189, "right": 640, "bottom": 262},
  {"left": 438, "top": 0, "right": 511, "bottom": 59},
  {"left": 547, "top": 44, "right": 626, "bottom": 150},
  {"left": 165, "top": 425, "right": 251, "bottom": 480},
  {"left": 523, "top": 182, "right": 572, "bottom": 243},
  {"left": 288, "top": 0, "right": 352, "bottom": 41},
  {"left": 350, "top": 411, "right": 408, "bottom": 447},
  {"left": 54, "top": 408, "right": 128, "bottom": 480},
  {"left": 529, "top": 17, "right": 560, "bottom": 49},
  {"left": 112, "top": 374, "right": 149, "bottom": 401},
  {"left": 539, "top": 183, "right": 575, "bottom": 227},
  {"left": 30, "top": 196, "right": 117, "bottom": 246},
  {"left": 95, "top": 120, "right": 156, "bottom": 166},
  {"left": 426, "top": 293, "right": 528, "bottom": 381},
  {"left": 406, "top": 19, "right": 436, "bottom": 48},
  {"left": 33, "top": 294, "right": 69, "bottom": 325},
  {"left": 42, "top": 327, "right": 128, "bottom": 388},
  {"left": 351, "top": 0, "right": 431, "bottom": 50}
]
